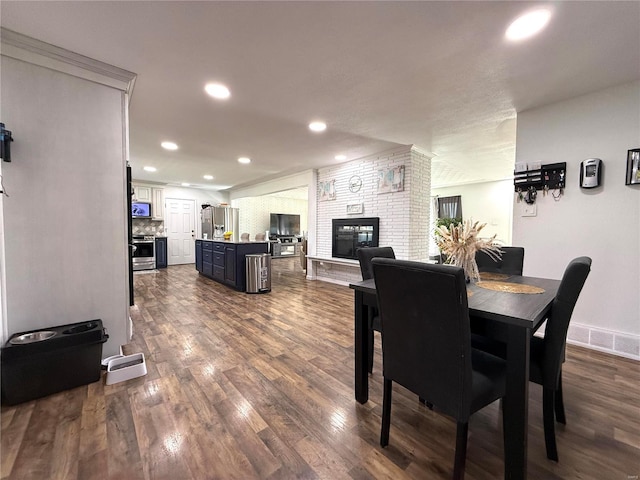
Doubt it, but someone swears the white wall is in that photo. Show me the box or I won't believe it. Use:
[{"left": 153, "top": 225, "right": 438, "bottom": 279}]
[
  {"left": 514, "top": 81, "right": 640, "bottom": 359},
  {"left": 433, "top": 179, "right": 514, "bottom": 245},
  {"left": 1, "top": 55, "right": 130, "bottom": 356},
  {"left": 232, "top": 195, "right": 308, "bottom": 240}
]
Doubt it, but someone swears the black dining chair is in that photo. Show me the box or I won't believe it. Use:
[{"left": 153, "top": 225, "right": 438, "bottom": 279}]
[
  {"left": 471, "top": 256, "right": 592, "bottom": 462},
  {"left": 471, "top": 247, "right": 525, "bottom": 339},
  {"left": 475, "top": 246, "right": 525, "bottom": 276},
  {"left": 372, "top": 258, "right": 507, "bottom": 480},
  {"left": 356, "top": 246, "right": 396, "bottom": 373}
]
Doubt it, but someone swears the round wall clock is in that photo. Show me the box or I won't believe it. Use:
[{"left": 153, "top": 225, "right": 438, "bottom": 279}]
[{"left": 349, "top": 175, "right": 363, "bottom": 193}]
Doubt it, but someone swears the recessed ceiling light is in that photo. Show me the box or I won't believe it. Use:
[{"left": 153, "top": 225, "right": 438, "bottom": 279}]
[
  {"left": 205, "top": 83, "right": 231, "bottom": 99},
  {"left": 143, "top": 166, "right": 157, "bottom": 172},
  {"left": 203, "top": 175, "right": 214, "bottom": 180},
  {"left": 181, "top": 183, "right": 190, "bottom": 187},
  {"left": 238, "top": 157, "right": 251, "bottom": 164},
  {"left": 161, "top": 141, "right": 178, "bottom": 151},
  {"left": 309, "top": 121, "right": 327, "bottom": 132},
  {"left": 335, "top": 154, "right": 347, "bottom": 161},
  {"left": 505, "top": 9, "right": 552, "bottom": 41}
]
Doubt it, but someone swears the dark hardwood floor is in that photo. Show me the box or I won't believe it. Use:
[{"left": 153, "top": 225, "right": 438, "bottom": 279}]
[{"left": 2, "top": 258, "right": 639, "bottom": 479}]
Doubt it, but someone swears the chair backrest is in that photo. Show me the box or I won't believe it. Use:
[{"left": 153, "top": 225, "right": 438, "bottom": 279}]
[
  {"left": 372, "top": 258, "right": 474, "bottom": 421},
  {"left": 541, "top": 256, "right": 592, "bottom": 387},
  {"left": 255, "top": 233, "right": 266, "bottom": 241},
  {"left": 240, "top": 233, "right": 250, "bottom": 242},
  {"left": 475, "top": 246, "right": 525, "bottom": 276},
  {"left": 356, "top": 247, "right": 396, "bottom": 280}
]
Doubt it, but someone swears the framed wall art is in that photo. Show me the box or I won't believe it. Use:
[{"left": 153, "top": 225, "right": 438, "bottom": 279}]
[
  {"left": 625, "top": 148, "right": 640, "bottom": 185},
  {"left": 318, "top": 179, "right": 336, "bottom": 201},
  {"left": 377, "top": 165, "right": 405, "bottom": 194},
  {"left": 346, "top": 203, "right": 364, "bottom": 215}
]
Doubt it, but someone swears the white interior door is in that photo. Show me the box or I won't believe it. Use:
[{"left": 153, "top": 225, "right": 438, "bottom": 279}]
[{"left": 165, "top": 198, "right": 196, "bottom": 265}]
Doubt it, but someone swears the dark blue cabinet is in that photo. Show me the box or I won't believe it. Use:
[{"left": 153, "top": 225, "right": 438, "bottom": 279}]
[
  {"left": 155, "top": 237, "right": 168, "bottom": 269},
  {"left": 195, "top": 240, "right": 268, "bottom": 291}
]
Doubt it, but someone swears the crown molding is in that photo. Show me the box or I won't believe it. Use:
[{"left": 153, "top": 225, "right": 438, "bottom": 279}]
[{"left": 1, "top": 28, "right": 136, "bottom": 95}]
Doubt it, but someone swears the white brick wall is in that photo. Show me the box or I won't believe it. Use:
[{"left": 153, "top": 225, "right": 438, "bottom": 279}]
[{"left": 313, "top": 146, "right": 433, "bottom": 284}]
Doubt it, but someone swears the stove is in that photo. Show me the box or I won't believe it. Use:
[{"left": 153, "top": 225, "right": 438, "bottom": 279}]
[{"left": 132, "top": 235, "right": 156, "bottom": 270}]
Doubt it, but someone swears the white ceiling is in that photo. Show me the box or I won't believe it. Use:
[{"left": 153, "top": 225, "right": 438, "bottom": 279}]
[{"left": 2, "top": 1, "right": 639, "bottom": 190}]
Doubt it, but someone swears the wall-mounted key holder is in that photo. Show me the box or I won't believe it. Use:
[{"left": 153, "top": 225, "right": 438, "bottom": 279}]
[
  {"left": 514, "top": 162, "right": 566, "bottom": 192},
  {"left": 542, "top": 162, "right": 566, "bottom": 190}
]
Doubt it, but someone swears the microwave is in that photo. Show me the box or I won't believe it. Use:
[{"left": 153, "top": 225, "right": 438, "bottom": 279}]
[{"left": 132, "top": 202, "right": 152, "bottom": 218}]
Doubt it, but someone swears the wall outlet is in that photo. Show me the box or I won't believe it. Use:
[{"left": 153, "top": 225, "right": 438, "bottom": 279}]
[{"left": 522, "top": 204, "right": 537, "bottom": 217}]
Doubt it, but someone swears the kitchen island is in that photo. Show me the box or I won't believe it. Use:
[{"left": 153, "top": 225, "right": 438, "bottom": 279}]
[{"left": 195, "top": 239, "right": 269, "bottom": 291}]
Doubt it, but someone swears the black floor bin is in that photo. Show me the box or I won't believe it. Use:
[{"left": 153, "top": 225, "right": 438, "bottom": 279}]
[{"left": 1, "top": 319, "right": 108, "bottom": 405}]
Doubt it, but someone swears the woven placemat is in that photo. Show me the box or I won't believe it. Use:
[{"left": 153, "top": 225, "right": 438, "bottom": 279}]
[
  {"left": 479, "top": 272, "right": 510, "bottom": 281},
  {"left": 476, "top": 281, "right": 545, "bottom": 294}
]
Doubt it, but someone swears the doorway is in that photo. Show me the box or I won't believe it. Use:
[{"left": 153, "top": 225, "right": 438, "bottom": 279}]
[{"left": 165, "top": 198, "right": 196, "bottom": 265}]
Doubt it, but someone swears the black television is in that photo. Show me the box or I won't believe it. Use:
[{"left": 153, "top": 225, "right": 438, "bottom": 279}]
[{"left": 270, "top": 213, "right": 300, "bottom": 236}]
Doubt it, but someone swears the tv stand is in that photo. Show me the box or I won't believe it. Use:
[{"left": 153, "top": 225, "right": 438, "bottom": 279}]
[{"left": 271, "top": 241, "right": 301, "bottom": 257}]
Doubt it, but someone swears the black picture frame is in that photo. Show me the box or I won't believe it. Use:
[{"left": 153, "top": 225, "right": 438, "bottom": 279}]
[{"left": 625, "top": 148, "right": 640, "bottom": 185}]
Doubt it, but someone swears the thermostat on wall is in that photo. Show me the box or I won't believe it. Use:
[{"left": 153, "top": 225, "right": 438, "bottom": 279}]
[{"left": 580, "top": 158, "right": 602, "bottom": 189}]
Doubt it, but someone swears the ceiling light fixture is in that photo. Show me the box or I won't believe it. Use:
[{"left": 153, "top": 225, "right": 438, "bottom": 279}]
[
  {"left": 205, "top": 83, "right": 231, "bottom": 99},
  {"left": 505, "top": 9, "right": 552, "bottom": 41},
  {"left": 143, "top": 166, "right": 157, "bottom": 172},
  {"left": 238, "top": 157, "right": 251, "bottom": 164},
  {"left": 203, "top": 175, "right": 214, "bottom": 180},
  {"left": 181, "top": 183, "right": 190, "bottom": 187},
  {"left": 335, "top": 154, "right": 347, "bottom": 161},
  {"left": 161, "top": 141, "right": 178, "bottom": 151},
  {"left": 309, "top": 121, "right": 327, "bottom": 132}
]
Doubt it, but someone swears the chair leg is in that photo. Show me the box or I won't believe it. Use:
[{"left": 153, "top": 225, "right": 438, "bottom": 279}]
[
  {"left": 367, "top": 314, "right": 374, "bottom": 374},
  {"left": 543, "top": 387, "right": 559, "bottom": 462},
  {"left": 554, "top": 371, "right": 566, "bottom": 425},
  {"left": 453, "top": 421, "right": 468, "bottom": 480},
  {"left": 380, "top": 378, "right": 392, "bottom": 447}
]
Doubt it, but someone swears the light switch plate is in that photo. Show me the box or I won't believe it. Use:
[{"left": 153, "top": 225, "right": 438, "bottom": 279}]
[{"left": 522, "top": 204, "right": 537, "bottom": 217}]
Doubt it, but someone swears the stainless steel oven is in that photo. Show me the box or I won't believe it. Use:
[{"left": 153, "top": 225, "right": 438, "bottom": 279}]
[{"left": 132, "top": 235, "right": 156, "bottom": 271}]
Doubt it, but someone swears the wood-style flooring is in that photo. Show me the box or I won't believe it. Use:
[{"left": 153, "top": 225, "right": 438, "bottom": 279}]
[{"left": 2, "top": 258, "right": 639, "bottom": 479}]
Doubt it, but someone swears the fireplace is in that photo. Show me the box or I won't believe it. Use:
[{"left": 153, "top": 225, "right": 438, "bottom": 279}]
[{"left": 332, "top": 217, "right": 380, "bottom": 260}]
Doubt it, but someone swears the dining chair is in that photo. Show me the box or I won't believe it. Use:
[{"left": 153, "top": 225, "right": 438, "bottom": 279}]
[
  {"left": 372, "top": 258, "right": 507, "bottom": 480},
  {"left": 356, "top": 246, "right": 395, "bottom": 373},
  {"left": 475, "top": 246, "right": 525, "bottom": 276},
  {"left": 472, "top": 256, "right": 592, "bottom": 462},
  {"left": 472, "top": 247, "right": 525, "bottom": 339}
]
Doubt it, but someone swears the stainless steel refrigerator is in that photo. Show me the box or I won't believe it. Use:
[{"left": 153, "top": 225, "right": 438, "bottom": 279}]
[{"left": 201, "top": 205, "right": 239, "bottom": 242}]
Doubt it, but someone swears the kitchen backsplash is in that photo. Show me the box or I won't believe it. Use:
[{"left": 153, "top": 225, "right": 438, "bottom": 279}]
[{"left": 132, "top": 218, "right": 165, "bottom": 235}]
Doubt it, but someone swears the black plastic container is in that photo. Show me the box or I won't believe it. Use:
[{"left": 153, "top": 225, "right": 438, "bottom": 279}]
[{"left": 1, "top": 319, "right": 108, "bottom": 405}]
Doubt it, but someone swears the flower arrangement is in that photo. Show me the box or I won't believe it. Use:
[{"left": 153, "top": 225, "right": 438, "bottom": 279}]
[{"left": 435, "top": 219, "right": 502, "bottom": 281}]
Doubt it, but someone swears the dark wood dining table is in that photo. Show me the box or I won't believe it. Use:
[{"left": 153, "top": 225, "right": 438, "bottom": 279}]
[{"left": 350, "top": 274, "right": 561, "bottom": 480}]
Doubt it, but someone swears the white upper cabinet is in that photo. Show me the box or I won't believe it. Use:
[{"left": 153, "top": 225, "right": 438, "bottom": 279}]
[
  {"left": 152, "top": 187, "right": 164, "bottom": 220},
  {"left": 132, "top": 185, "right": 151, "bottom": 202}
]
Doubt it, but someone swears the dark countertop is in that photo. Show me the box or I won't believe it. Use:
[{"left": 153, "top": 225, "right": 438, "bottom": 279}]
[{"left": 198, "top": 239, "right": 268, "bottom": 245}]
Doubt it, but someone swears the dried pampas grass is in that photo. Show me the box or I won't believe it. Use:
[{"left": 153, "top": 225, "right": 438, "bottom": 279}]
[{"left": 436, "top": 220, "right": 502, "bottom": 281}]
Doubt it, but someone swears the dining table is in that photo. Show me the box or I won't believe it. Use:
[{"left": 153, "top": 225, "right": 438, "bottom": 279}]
[{"left": 349, "top": 274, "right": 561, "bottom": 480}]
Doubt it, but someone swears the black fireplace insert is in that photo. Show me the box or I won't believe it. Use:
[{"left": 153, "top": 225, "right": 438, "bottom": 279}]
[{"left": 332, "top": 217, "right": 380, "bottom": 260}]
